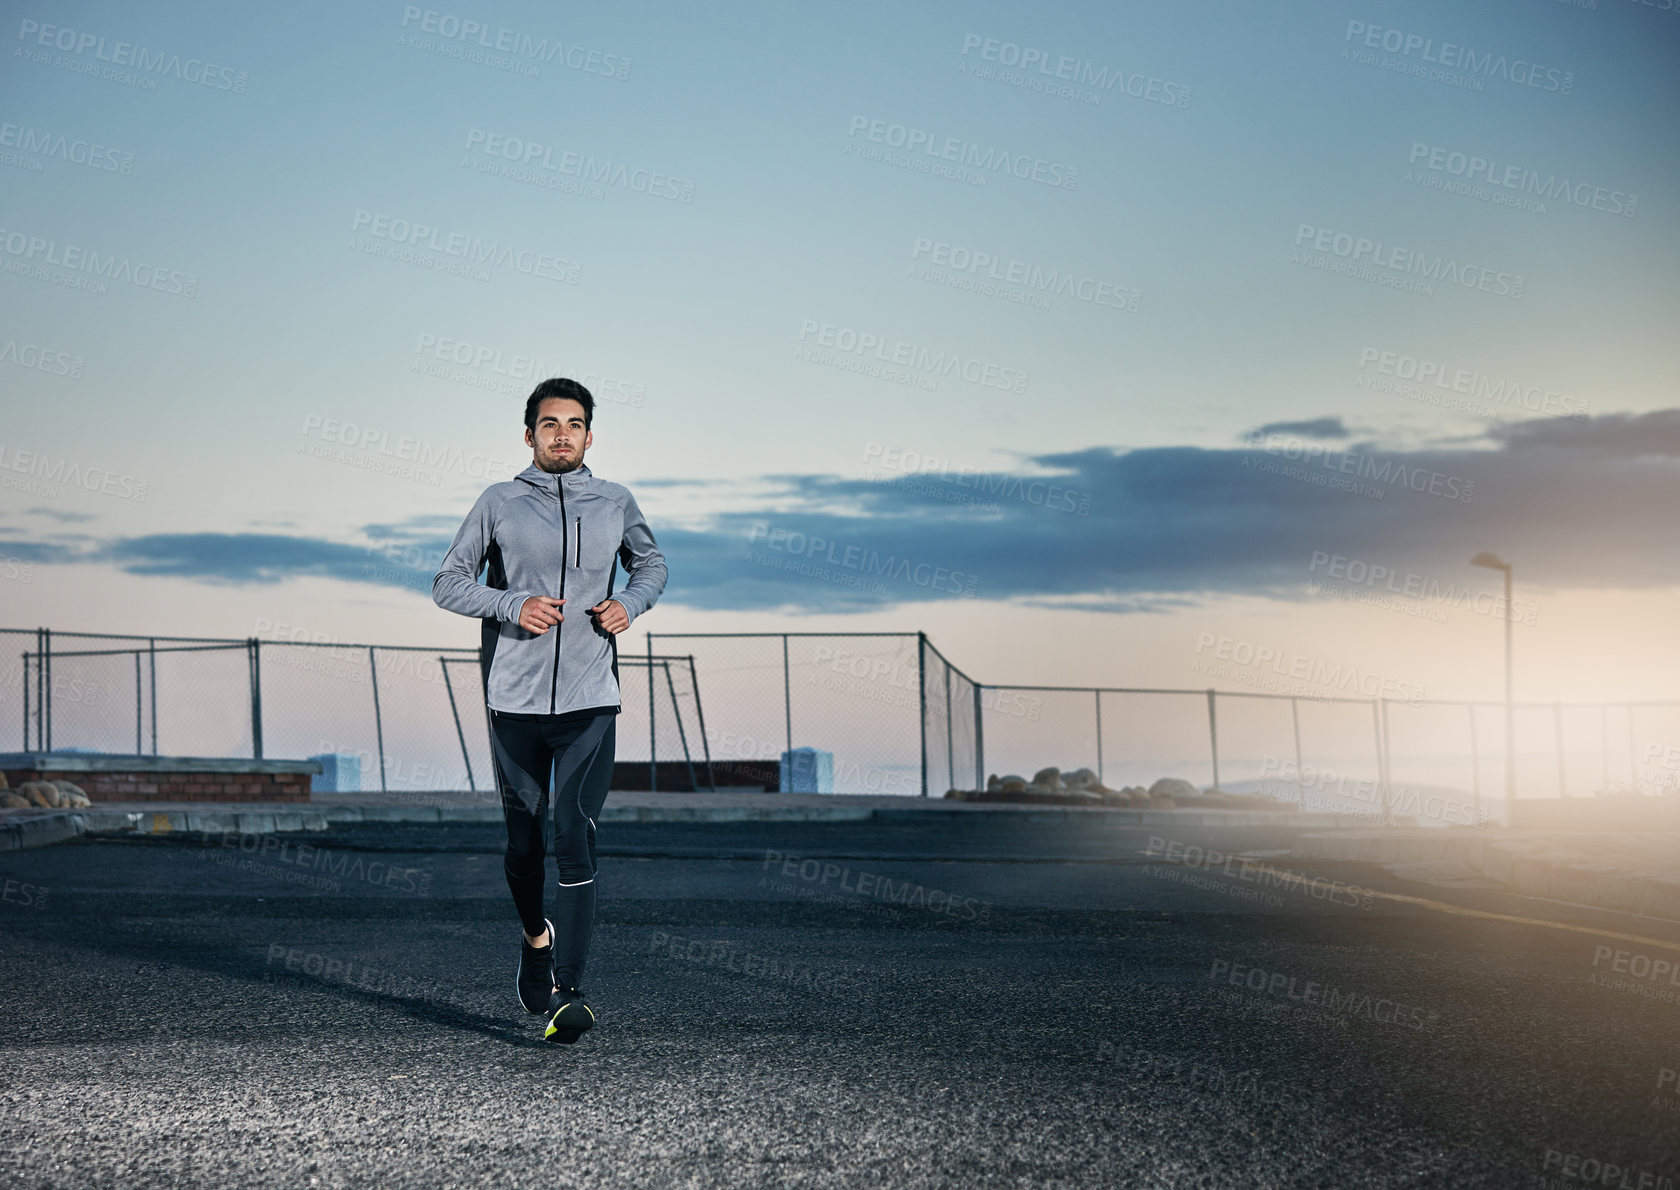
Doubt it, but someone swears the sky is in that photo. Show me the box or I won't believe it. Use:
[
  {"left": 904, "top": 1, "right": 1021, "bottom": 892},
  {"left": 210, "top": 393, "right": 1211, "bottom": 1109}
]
[{"left": 2, "top": 0, "right": 1678, "bottom": 792}]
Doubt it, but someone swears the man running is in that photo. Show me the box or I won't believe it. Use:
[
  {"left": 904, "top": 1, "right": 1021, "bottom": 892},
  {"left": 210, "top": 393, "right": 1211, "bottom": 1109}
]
[{"left": 432, "top": 377, "right": 667, "bottom": 1043}]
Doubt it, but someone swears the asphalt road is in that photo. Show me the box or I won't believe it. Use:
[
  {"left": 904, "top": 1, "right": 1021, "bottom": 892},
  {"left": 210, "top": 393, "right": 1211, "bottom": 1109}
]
[{"left": 1, "top": 814, "right": 1676, "bottom": 1189}]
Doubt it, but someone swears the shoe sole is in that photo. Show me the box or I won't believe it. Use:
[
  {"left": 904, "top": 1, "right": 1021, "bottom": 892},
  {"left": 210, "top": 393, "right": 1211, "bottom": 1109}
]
[
  {"left": 544, "top": 1000, "right": 595, "bottom": 1045},
  {"left": 517, "top": 917, "right": 556, "bottom": 1015}
]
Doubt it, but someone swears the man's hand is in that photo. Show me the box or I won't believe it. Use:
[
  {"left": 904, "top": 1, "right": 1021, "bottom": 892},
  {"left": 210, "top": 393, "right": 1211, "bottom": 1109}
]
[
  {"left": 518, "top": 596, "right": 564, "bottom": 634},
  {"left": 588, "top": 598, "right": 629, "bottom": 635}
]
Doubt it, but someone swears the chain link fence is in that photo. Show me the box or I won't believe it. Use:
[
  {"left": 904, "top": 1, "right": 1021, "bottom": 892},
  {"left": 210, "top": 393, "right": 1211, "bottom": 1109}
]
[{"left": 7, "top": 625, "right": 1679, "bottom": 807}]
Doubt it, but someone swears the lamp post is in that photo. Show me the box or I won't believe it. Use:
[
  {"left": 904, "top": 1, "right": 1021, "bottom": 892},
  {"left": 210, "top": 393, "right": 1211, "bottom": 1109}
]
[{"left": 1470, "top": 553, "right": 1514, "bottom": 811}]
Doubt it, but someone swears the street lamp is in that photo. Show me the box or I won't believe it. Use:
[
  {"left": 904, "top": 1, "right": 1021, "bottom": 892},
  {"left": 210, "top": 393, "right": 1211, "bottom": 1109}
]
[{"left": 1470, "top": 553, "right": 1514, "bottom": 813}]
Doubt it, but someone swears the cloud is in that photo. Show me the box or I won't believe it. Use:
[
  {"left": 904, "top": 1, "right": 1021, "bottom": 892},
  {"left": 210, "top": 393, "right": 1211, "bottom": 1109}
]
[
  {"left": 1247, "top": 416, "right": 1351, "bottom": 440},
  {"left": 11, "top": 411, "right": 1679, "bottom": 613}
]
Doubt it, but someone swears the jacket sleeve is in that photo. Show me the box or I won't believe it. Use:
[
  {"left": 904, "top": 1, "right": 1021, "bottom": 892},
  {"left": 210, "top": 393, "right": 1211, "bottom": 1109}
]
[
  {"left": 431, "top": 486, "right": 537, "bottom": 623},
  {"left": 612, "top": 490, "right": 667, "bottom": 626}
]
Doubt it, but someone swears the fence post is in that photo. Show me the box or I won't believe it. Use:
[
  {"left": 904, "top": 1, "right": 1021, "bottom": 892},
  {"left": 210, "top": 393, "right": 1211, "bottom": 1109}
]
[
  {"left": 647, "top": 633, "right": 656, "bottom": 793},
  {"left": 21, "top": 651, "right": 29, "bottom": 753},
  {"left": 148, "top": 638, "right": 158, "bottom": 755},
  {"left": 973, "top": 682, "right": 984, "bottom": 793},
  {"left": 943, "top": 664, "right": 953, "bottom": 794},
  {"left": 1600, "top": 704, "right": 1609, "bottom": 795},
  {"left": 918, "top": 633, "right": 929, "bottom": 797},
  {"left": 782, "top": 633, "right": 792, "bottom": 758},
  {"left": 368, "top": 646, "right": 387, "bottom": 793},
  {"left": 247, "top": 638, "right": 264, "bottom": 760},
  {"left": 1380, "top": 697, "right": 1392, "bottom": 820},
  {"left": 1205, "top": 689, "right": 1219, "bottom": 792},
  {"left": 42, "top": 626, "right": 51, "bottom": 751},
  {"left": 134, "top": 652, "right": 142, "bottom": 755},
  {"left": 688, "top": 656, "right": 716, "bottom": 791},
  {"left": 1468, "top": 704, "right": 1481, "bottom": 818},
  {"left": 1554, "top": 701, "right": 1567, "bottom": 797},
  {"left": 1370, "top": 699, "right": 1387, "bottom": 820},
  {"left": 1290, "top": 697, "right": 1304, "bottom": 806},
  {"left": 1095, "top": 690, "right": 1103, "bottom": 785},
  {"left": 441, "top": 656, "right": 476, "bottom": 793},
  {"left": 664, "top": 662, "right": 701, "bottom": 793},
  {"left": 1626, "top": 704, "right": 1636, "bottom": 792}
]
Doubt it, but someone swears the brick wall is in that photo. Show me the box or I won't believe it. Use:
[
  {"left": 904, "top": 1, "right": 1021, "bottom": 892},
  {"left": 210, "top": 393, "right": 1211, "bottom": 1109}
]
[{"left": 3, "top": 767, "right": 311, "bottom": 803}]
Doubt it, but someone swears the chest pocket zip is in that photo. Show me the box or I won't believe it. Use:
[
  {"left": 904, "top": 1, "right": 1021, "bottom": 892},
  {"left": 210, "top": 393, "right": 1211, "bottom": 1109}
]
[{"left": 575, "top": 516, "right": 581, "bottom": 568}]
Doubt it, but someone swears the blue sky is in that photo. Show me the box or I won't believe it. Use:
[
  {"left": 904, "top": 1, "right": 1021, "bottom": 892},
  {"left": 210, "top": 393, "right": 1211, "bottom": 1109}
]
[{"left": 3, "top": 0, "right": 1678, "bottom": 711}]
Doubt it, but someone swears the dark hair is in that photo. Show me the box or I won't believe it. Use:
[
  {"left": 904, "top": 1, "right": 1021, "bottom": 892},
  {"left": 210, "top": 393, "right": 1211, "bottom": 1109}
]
[{"left": 525, "top": 378, "right": 595, "bottom": 433}]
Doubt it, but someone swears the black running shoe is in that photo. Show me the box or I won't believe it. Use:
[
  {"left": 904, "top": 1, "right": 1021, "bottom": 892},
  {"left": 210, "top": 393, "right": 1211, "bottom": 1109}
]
[
  {"left": 517, "top": 919, "right": 555, "bottom": 1014},
  {"left": 543, "top": 985, "right": 595, "bottom": 1044}
]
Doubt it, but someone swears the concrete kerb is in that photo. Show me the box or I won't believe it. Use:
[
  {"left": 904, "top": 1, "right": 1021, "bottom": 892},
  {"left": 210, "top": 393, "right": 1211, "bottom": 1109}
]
[{"left": 0, "top": 798, "right": 1369, "bottom": 850}]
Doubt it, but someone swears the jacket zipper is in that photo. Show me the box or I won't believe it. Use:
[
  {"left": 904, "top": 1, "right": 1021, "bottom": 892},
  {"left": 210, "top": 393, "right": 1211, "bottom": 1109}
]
[
  {"left": 575, "top": 517, "right": 581, "bottom": 567},
  {"left": 549, "top": 478, "right": 567, "bottom": 713}
]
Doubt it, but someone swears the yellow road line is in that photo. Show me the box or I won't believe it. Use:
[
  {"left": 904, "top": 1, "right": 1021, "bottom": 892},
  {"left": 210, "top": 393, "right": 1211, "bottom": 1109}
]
[{"left": 1249, "top": 863, "right": 1680, "bottom": 954}]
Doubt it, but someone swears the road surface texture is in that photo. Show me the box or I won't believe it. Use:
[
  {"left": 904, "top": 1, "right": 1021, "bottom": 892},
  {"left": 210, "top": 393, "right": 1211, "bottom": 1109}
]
[{"left": 1, "top": 814, "right": 1675, "bottom": 1188}]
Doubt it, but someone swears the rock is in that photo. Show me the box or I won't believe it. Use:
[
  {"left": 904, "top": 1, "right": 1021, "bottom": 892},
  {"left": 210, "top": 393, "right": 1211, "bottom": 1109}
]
[
  {"left": 1061, "top": 767, "right": 1099, "bottom": 790},
  {"left": 1031, "top": 767, "right": 1063, "bottom": 790},
  {"left": 1148, "top": 796, "right": 1177, "bottom": 809},
  {"left": 20, "top": 781, "right": 60, "bottom": 808},
  {"left": 53, "top": 780, "right": 91, "bottom": 808},
  {"left": 0, "top": 792, "right": 29, "bottom": 809},
  {"left": 986, "top": 773, "right": 1001, "bottom": 792},
  {"left": 1062, "top": 788, "right": 1104, "bottom": 804},
  {"left": 1148, "top": 777, "right": 1198, "bottom": 801},
  {"left": 943, "top": 788, "right": 968, "bottom": 800},
  {"left": 998, "top": 777, "right": 1027, "bottom": 794},
  {"left": 0, "top": 770, "right": 8, "bottom": 790}
]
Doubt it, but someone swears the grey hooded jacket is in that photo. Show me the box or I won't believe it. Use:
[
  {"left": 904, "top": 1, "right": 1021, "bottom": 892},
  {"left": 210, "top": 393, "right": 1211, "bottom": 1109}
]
[{"left": 432, "top": 461, "right": 667, "bottom": 715}]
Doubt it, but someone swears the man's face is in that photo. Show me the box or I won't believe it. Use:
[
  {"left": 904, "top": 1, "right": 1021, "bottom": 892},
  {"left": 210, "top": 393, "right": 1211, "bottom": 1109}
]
[{"left": 525, "top": 396, "right": 592, "bottom": 473}]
